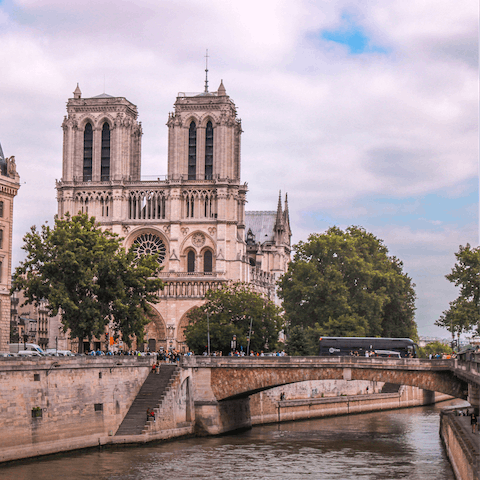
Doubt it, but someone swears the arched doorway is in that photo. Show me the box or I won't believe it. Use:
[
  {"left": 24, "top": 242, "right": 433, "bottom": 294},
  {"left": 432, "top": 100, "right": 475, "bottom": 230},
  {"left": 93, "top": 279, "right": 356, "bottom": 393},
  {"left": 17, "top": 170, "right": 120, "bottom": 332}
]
[
  {"left": 177, "top": 307, "right": 198, "bottom": 353},
  {"left": 144, "top": 307, "right": 167, "bottom": 352}
]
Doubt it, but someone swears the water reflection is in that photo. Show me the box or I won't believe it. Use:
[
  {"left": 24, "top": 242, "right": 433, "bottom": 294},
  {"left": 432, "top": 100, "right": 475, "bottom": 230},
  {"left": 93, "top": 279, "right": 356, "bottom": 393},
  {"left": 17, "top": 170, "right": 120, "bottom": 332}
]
[{"left": 0, "top": 399, "right": 468, "bottom": 480}]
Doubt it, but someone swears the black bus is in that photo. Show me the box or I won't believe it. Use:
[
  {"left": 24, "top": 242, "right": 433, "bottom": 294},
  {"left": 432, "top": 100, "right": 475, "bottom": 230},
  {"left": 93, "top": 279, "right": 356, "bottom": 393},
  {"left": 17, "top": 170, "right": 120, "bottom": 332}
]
[{"left": 318, "top": 337, "right": 417, "bottom": 358}]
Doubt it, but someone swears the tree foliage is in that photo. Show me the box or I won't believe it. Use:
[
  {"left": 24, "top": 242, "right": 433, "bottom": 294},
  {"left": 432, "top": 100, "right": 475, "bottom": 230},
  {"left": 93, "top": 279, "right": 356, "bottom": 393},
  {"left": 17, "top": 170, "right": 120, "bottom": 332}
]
[
  {"left": 12, "top": 213, "right": 164, "bottom": 347},
  {"left": 435, "top": 244, "right": 480, "bottom": 337},
  {"left": 278, "top": 226, "right": 417, "bottom": 339},
  {"left": 184, "top": 282, "right": 284, "bottom": 355},
  {"left": 417, "top": 341, "right": 453, "bottom": 359}
]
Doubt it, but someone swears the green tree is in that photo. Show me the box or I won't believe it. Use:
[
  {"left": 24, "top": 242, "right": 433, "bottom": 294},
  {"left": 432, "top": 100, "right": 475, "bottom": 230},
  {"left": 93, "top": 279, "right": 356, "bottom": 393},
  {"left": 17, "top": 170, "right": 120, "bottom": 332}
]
[
  {"left": 278, "top": 226, "right": 417, "bottom": 339},
  {"left": 417, "top": 341, "right": 453, "bottom": 358},
  {"left": 435, "top": 244, "right": 480, "bottom": 338},
  {"left": 184, "top": 282, "right": 284, "bottom": 355},
  {"left": 12, "top": 213, "right": 163, "bottom": 349},
  {"left": 285, "top": 325, "right": 309, "bottom": 356}
]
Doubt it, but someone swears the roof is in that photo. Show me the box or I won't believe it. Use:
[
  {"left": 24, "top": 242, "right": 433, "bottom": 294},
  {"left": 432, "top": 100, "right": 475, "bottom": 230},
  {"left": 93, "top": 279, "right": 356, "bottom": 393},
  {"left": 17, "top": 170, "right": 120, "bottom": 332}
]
[
  {"left": 91, "top": 93, "right": 115, "bottom": 99},
  {"left": 245, "top": 211, "right": 276, "bottom": 243}
]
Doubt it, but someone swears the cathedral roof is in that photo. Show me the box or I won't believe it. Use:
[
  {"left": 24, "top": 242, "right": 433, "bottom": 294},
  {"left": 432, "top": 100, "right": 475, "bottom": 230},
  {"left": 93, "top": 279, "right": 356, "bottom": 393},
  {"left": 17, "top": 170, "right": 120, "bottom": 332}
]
[
  {"left": 245, "top": 211, "right": 276, "bottom": 244},
  {"left": 91, "top": 93, "right": 115, "bottom": 99}
]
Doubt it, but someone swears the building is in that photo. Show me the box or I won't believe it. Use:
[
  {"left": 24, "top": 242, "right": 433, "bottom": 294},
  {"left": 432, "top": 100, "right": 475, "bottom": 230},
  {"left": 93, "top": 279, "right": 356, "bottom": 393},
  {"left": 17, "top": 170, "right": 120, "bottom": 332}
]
[
  {"left": 10, "top": 289, "right": 67, "bottom": 351},
  {"left": 0, "top": 143, "right": 20, "bottom": 352},
  {"left": 56, "top": 81, "right": 291, "bottom": 352}
]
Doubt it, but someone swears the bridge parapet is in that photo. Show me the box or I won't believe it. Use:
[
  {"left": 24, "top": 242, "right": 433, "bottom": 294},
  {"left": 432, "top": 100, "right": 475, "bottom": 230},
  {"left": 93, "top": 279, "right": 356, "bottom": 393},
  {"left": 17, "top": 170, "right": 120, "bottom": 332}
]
[{"left": 181, "top": 355, "right": 454, "bottom": 371}]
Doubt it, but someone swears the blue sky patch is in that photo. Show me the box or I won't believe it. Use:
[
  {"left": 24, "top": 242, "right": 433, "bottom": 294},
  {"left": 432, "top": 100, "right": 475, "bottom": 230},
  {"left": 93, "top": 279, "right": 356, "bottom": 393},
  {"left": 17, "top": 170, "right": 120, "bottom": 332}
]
[{"left": 320, "top": 14, "right": 388, "bottom": 55}]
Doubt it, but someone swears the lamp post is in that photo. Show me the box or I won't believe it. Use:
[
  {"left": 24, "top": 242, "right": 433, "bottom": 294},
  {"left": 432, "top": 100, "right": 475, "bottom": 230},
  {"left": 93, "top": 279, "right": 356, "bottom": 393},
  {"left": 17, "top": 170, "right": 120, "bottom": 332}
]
[
  {"left": 207, "top": 312, "right": 211, "bottom": 356},
  {"left": 246, "top": 317, "right": 253, "bottom": 356}
]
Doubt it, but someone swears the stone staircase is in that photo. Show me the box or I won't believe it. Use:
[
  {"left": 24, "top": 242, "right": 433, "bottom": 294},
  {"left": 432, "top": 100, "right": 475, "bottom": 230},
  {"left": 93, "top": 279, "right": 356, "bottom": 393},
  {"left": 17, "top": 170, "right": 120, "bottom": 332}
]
[{"left": 115, "top": 364, "right": 179, "bottom": 436}]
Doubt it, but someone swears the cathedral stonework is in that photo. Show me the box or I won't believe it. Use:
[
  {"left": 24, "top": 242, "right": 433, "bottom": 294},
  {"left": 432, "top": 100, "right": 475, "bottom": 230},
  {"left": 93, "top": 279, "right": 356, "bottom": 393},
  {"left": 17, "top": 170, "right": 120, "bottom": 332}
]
[{"left": 56, "top": 82, "right": 291, "bottom": 353}]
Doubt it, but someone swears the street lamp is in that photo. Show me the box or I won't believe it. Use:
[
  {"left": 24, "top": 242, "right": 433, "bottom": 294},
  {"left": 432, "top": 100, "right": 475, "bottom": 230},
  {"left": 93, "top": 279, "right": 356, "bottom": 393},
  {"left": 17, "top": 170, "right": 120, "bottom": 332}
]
[
  {"left": 246, "top": 317, "right": 253, "bottom": 356},
  {"left": 207, "top": 312, "right": 211, "bottom": 356}
]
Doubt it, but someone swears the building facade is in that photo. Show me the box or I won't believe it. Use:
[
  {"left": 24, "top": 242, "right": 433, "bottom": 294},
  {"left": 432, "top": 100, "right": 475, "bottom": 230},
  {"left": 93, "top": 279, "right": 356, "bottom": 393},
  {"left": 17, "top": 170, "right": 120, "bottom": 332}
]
[
  {"left": 56, "top": 81, "right": 291, "bottom": 352},
  {"left": 0, "top": 143, "right": 20, "bottom": 352}
]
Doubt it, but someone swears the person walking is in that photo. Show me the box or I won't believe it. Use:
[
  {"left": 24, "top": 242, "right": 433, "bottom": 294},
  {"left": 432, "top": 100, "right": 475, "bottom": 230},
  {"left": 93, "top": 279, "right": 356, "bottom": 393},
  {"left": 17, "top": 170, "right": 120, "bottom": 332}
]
[{"left": 471, "top": 413, "right": 477, "bottom": 433}]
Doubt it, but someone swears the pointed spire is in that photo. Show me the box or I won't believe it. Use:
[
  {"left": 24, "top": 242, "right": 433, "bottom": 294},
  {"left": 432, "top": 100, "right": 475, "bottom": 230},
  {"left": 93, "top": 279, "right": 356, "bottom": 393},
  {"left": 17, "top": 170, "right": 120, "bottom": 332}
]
[
  {"left": 73, "top": 83, "right": 82, "bottom": 99},
  {"left": 218, "top": 79, "right": 226, "bottom": 96},
  {"left": 204, "top": 49, "right": 209, "bottom": 93},
  {"left": 275, "top": 190, "right": 283, "bottom": 225},
  {"left": 283, "top": 192, "right": 292, "bottom": 239}
]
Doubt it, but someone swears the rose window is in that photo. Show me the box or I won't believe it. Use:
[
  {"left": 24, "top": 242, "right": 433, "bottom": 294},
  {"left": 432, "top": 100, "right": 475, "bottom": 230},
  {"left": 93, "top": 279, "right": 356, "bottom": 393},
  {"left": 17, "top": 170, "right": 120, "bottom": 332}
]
[{"left": 133, "top": 233, "right": 166, "bottom": 264}]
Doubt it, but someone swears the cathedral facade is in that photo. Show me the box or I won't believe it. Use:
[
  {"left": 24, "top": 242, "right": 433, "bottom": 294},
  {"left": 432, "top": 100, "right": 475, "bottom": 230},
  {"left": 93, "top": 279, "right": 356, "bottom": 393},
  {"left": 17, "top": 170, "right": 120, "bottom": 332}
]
[{"left": 56, "top": 81, "right": 291, "bottom": 352}]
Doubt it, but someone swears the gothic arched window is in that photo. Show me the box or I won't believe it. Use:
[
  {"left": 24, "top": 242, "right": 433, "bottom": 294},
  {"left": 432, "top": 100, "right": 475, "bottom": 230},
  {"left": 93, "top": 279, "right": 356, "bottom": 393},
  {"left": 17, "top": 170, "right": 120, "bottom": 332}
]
[
  {"left": 205, "top": 121, "right": 213, "bottom": 179},
  {"left": 204, "top": 250, "right": 212, "bottom": 273},
  {"left": 188, "top": 121, "right": 197, "bottom": 180},
  {"left": 83, "top": 123, "right": 93, "bottom": 181},
  {"left": 187, "top": 250, "right": 195, "bottom": 272},
  {"left": 101, "top": 123, "right": 110, "bottom": 181}
]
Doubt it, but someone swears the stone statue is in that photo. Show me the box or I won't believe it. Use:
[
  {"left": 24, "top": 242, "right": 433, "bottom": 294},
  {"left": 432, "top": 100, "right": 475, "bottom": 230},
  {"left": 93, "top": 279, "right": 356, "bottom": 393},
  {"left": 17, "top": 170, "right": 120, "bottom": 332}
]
[{"left": 6, "top": 156, "right": 16, "bottom": 177}]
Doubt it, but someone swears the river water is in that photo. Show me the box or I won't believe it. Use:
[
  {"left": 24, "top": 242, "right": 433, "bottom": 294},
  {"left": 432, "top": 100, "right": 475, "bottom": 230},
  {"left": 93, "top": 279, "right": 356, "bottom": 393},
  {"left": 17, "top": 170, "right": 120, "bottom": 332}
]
[{"left": 1, "top": 399, "right": 467, "bottom": 480}]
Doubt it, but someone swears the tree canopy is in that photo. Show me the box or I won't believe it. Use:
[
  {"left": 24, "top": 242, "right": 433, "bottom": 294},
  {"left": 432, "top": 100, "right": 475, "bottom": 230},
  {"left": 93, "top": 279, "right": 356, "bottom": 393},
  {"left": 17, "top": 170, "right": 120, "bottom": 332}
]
[
  {"left": 435, "top": 244, "right": 480, "bottom": 338},
  {"left": 278, "top": 226, "right": 417, "bottom": 339},
  {"left": 184, "top": 282, "right": 284, "bottom": 355},
  {"left": 12, "top": 213, "right": 164, "bottom": 348}
]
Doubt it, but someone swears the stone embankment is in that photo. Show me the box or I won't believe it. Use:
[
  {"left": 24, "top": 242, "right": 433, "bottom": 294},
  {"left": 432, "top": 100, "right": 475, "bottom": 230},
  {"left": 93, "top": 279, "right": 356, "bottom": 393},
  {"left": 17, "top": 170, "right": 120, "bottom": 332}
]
[
  {"left": 249, "top": 381, "right": 449, "bottom": 425},
  {"left": 0, "top": 356, "right": 463, "bottom": 464},
  {"left": 440, "top": 408, "right": 480, "bottom": 480}
]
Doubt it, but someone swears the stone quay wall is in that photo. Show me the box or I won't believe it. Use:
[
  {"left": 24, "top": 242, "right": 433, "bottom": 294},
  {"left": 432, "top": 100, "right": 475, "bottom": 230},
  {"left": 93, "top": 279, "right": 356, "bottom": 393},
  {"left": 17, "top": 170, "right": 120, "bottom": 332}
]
[
  {"left": 249, "top": 380, "right": 450, "bottom": 425},
  {"left": 440, "top": 409, "right": 480, "bottom": 480},
  {"left": 0, "top": 357, "right": 154, "bottom": 463},
  {"left": 0, "top": 358, "right": 464, "bottom": 465}
]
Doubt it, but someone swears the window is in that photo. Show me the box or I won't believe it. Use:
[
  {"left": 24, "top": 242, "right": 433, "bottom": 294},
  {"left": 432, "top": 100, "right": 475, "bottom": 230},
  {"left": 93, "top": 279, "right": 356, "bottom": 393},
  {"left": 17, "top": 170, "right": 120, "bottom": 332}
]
[
  {"left": 188, "top": 121, "right": 197, "bottom": 180},
  {"left": 205, "top": 121, "right": 213, "bottom": 179},
  {"left": 83, "top": 123, "right": 93, "bottom": 181},
  {"left": 187, "top": 250, "right": 195, "bottom": 273},
  {"left": 0, "top": 201, "right": 4, "bottom": 218},
  {"left": 101, "top": 123, "right": 110, "bottom": 181},
  {"left": 204, "top": 250, "right": 212, "bottom": 273},
  {"left": 94, "top": 403, "right": 103, "bottom": 412},
  {"left": 186, "top": 196, "right": 194, "bottom": 218},
  {"left": 0, "top": 229, "right": 3, "bottom": 249}
]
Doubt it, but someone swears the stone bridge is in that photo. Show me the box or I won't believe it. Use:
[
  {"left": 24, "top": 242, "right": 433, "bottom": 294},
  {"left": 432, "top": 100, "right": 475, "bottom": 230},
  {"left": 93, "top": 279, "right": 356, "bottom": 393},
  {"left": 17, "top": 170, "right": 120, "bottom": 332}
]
[{"left": 180, "top": 355, "right": 479, "bottom": 435}]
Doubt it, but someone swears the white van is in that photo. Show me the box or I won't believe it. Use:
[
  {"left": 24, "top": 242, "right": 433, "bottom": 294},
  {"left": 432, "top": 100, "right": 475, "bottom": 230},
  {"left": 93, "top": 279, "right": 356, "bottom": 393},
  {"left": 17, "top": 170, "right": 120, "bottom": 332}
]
[
  {"left": 45, "top": 349, "right": 74, "bottom": 356},
  {"left": 9, "top": 343, "right": 45, "bottom": 356}
]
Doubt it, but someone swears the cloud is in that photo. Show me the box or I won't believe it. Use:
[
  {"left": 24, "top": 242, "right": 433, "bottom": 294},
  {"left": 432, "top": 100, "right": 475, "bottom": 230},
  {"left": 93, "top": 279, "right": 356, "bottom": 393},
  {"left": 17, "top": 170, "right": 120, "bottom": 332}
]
[{"left": 1, "top": 0, "right": 478, "bottom": 339}]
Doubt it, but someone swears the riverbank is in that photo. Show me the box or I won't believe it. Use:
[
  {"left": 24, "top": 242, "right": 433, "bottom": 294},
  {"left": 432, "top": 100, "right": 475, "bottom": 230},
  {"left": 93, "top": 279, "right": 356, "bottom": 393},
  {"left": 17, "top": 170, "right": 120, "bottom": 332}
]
[
  {"left": 440, "top": 408, "right": 480, "bottom": 480},
  {"left": 0, "top": 358, "right": 463, "bottom": 464},
  {"left": 250, "top": 383, "right": 451, "bottom": 425}
]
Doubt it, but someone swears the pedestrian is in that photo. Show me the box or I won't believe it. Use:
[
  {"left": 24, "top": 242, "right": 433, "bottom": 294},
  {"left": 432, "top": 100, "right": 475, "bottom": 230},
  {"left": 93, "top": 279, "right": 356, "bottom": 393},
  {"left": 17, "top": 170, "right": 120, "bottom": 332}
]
[{"left": 471, "top": 413, "right": 477, "bottom": 433}]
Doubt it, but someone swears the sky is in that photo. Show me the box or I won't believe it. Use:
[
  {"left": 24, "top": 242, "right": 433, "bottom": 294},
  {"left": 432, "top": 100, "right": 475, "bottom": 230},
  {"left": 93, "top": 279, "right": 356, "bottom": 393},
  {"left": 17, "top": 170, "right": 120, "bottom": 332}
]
[{"left": 0, "top": 0, "right": 478, "bottom": 339}]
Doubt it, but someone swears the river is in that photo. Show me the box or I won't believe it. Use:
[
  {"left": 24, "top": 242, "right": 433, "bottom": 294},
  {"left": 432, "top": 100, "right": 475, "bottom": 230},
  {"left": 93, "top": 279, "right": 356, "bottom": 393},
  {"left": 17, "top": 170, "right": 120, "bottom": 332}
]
[{"left": 0, "top": 399, "right": 467, "bottom": 480}]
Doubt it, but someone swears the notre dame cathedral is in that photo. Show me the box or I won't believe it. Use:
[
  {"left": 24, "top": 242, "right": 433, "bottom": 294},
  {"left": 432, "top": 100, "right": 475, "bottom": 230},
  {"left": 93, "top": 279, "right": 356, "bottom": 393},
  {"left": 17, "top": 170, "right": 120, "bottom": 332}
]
[{"left": 56, "top": 80, "right": 291, "bottom": 353}]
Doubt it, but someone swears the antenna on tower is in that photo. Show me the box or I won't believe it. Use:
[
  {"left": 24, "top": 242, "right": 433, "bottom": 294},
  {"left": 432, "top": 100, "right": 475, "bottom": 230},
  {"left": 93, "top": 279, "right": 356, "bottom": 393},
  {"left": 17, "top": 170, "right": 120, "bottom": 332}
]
[{"left": 204, "top": 49, "right": 209, "bottom": 93}]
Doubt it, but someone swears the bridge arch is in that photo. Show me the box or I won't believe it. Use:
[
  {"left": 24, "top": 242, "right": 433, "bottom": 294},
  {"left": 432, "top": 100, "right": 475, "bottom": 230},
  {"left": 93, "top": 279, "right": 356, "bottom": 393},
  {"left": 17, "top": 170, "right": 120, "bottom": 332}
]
[{"left": 183, "top": 357, "right": 469, "bottom": 402}]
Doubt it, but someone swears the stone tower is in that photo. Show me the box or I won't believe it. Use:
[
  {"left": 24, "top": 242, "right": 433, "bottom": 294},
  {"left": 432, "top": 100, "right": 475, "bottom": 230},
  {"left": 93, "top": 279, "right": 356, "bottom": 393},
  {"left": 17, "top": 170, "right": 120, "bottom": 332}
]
[
  {"left": 56, "top": 81, "right": 289, "bottom": 353},
  {"left": 0, "top": 143, "right": 20, "bottom": 351}
]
